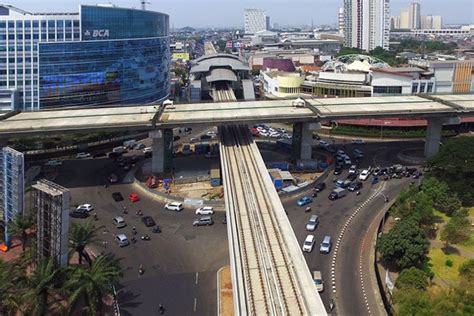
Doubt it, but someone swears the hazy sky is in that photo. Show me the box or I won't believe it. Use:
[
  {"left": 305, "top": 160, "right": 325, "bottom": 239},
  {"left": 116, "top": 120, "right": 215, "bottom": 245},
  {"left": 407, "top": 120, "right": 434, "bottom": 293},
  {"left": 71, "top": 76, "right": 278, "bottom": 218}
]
[{"left": 6, "top": 0, "right": 474, "bottom": 28}]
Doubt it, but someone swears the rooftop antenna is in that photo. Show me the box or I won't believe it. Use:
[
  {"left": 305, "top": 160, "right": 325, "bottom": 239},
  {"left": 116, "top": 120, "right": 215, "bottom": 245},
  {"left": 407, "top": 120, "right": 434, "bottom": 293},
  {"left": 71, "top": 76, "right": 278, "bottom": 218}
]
[{"left": 140, "top": 0, "right": 150, "bottom": 10}]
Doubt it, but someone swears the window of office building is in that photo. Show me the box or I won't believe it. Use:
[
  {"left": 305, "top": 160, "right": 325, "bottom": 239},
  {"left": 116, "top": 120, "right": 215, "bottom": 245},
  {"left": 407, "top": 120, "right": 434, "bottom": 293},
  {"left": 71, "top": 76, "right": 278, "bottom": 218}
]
[{"left": 412, "top": 83, "right": 419, "bottom": 93}]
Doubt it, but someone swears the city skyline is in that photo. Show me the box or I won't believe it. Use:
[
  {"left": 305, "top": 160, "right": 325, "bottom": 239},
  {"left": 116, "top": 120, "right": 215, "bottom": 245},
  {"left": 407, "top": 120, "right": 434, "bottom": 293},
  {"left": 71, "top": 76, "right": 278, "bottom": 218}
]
[{"left": 6, "top": 0, "right": 473, "bottom": 28}]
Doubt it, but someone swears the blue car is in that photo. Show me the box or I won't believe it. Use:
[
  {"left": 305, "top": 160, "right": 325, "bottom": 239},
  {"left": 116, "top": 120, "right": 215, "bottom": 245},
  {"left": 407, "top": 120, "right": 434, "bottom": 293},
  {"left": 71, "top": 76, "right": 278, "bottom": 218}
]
[
  {"left": 371, "top": 176, "right": 379, "bottom": 185},
  {"left": 297, "top": 196, "right": 313, "bottom": 206}
]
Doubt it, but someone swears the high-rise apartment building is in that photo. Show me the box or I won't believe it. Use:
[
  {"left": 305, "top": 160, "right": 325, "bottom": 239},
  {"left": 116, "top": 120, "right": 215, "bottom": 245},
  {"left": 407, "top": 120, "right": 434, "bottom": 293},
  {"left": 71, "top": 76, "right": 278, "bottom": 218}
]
[
  {"left": 338, "top": 7, "right": 345, "bottom": 35},
  {"left": 33, "top": 179, "right": 69, "bottom": 267},
  {"left": 244, "top": 9, "right": 267, "bottom": 34},
  {"left": 0, "top": 146, "right": 24, "bottom": 248},
  {"left": 391, "top": 16, "right": 400, "bottom": 29},
  {"left": 421, "top": 15, "right": 443, "bottom": 29},
  {"left": 0, "top": 4, "right": 170, "bottom": 111},
  {"left": 343, "top": 0, "right": 390, "bottom": 51},
  {"left": 409, "top": 3, "right": 421, "bottom": 29},
  {"left": 400, "top": 8, "right": 410, "bottom": 29}
]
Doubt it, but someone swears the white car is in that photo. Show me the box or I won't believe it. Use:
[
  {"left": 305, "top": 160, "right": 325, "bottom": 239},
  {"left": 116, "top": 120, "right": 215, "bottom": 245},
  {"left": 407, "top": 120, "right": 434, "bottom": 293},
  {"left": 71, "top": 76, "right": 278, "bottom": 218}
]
[
  {"left": 76, "top": 152, "right": 91, "bottom": 159},
  {"left": 143, "top": 147, "right": 153, "bottom": 153},
  {"left": 269, "top": 132, "right": 280, "bottom": 138},
  {"left": 259, "top": 131, "right": 269, "bottom": 137},
  {"left": 352, "top": 139, "right": 365, "bottom": 145},
  {"left": 77, "top": 203, "right": 94, "bottom": 212},
  {"left": 359, "top": 170, "right": 370, "bottom": 181},
  {"left": 319, "top": 140, "right": 329, "bottom": 148},
  {"left": 302, "top": 235, "right": 315, "bottom": 252},
  {"left": 164, "top": 202, "right": 183, "bottom": 212},
  {"left": 45, "top": 160, "right": 62, "bottom": 166},
  {"left": 349, "top": 165, "right": 357, "bottom": 174},
  {"left": 195, "top": 206, "right": 214, "bottom": 215}
]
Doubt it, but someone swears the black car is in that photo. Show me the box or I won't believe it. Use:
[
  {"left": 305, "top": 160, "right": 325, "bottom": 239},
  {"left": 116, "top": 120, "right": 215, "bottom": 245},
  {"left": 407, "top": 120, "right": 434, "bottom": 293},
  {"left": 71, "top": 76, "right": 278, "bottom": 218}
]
[
  {"left": 184, "top": 127, "right": 192, "bottom": 132},
  {"left": 108, "top": 152, "right": 122, "bottom": 159},
  {"left": 142, "top": 216, "right": 156, "bottom": 227},
  {"left": 347, "top": 173, "right": 357, "bottom": 181},
  {"left": 70, "top": 209, "right": 89, "bottom": 218},
  {"left": 93, "top": 152, "right": 107, "bottom": 158},
  {"left": 112, "top": 192, "right": 124, "bottom": 202},
  {"left": 173, "top": 135, "right": 181, "bottom": 142},
  {"left": 348, "top": 181, "right": 363, "bottom": 192},
  {"left": 314, "top": 182, "right": 326, "bottom": 192},
  {"left": 334, "top": 167, "right": 342, "bottom": 175}
]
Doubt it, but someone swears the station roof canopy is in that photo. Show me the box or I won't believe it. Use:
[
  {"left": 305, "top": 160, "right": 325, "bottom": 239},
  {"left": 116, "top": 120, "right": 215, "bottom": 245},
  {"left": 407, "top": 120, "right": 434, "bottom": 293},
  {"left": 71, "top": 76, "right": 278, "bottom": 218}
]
[
  {"left": 206, "top": 68, "right": 238, "bottom": 82},
  {"left": 190, "top": 53, "right": 250, "bottom": 73}
]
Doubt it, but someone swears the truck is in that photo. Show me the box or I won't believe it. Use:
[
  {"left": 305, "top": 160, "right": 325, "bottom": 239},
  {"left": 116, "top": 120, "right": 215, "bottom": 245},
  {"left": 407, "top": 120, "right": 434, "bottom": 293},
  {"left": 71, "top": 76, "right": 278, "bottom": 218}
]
[
  {"left": 313, "top": 271, "right": 324, "bottom": 292},
  {"left": 328, "top": 187, "right": 347, "bottom": 200}
]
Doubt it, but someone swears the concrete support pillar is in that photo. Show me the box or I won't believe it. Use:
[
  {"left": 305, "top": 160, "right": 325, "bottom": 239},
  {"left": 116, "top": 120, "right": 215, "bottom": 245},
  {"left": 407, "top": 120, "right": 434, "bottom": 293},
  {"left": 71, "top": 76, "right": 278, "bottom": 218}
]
[
  {"left": 149, "top": 129, "right": 173, "bottom": 174},
  {"left": 424, "top": 117, "right": 461, "bottom": 158},
  {"left": 292, "top": 122, "right": 321, "bottom": 161}
]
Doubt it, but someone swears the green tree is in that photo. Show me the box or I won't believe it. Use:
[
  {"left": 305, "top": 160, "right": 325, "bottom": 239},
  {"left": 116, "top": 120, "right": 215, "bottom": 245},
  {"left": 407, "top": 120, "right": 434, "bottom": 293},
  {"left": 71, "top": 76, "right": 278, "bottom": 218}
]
[
  {"left": 0, "top": 260, "right": 22, "bottom": 314},
  {"left": 395, "top": 267, "right": 429, "bottom": 290},
  {"left": 440, "top": 209, "right": 471, "bottom": 247},
  {"left": 66, "top": 254, "right": 123, "bottom": 315},
  {"left": 10, "top": 213, "right": 35, "bottom": 251},
  {"left": 458, "top": 259, "right": 474, "bottom": 282},
  {"left": 21, "top": 258, "right": 62, "bottom": 316},
  {"left": 377, "top": 219, "right": 429, "bottom": 269},
  {"left": 394, "top": 288, "right": 432, "bottom": 315},
  {"left": 69, "top": 220, "right": 100, "bottom": 266},
  {"left": 427, "top": 137, "right": 474, "bottom": 205},
  {"left": 422, "top": 177, "right": 461, "bottom": 216}
]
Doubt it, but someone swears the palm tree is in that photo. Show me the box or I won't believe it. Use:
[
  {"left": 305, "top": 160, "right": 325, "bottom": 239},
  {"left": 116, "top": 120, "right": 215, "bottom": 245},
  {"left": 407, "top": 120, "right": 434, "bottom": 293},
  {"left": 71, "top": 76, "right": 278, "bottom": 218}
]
[
  {"left": 69, "top": 220, "right": 101, "bottom": 266},
  {"left": 66, "top": 254, "right": 123, "bottom": 315},
  {"left": 10, "top": 213, "right": 35, "bottom": 251},
  {"left": 0, "top": 260, "right": 22, "bottom": 315},
  {"left": 20, "top": 258, "right": 61, "bottom": 316}
]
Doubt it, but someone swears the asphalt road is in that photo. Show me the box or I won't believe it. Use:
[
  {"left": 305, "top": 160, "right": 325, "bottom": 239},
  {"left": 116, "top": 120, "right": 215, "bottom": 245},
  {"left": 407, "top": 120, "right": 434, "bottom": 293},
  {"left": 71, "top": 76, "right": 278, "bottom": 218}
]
[
  {"left": 38, "top": 131, "right": 423, "bottom": 315},
  {"left": 53, "top": 153, "right": 229, "bottom": 316}
]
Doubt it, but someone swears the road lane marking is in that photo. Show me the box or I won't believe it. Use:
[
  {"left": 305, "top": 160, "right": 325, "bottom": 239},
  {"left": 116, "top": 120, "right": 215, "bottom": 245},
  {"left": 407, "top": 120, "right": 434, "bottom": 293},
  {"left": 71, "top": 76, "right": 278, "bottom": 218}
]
[
  {"left": 193, "top": 297, "right": 197, "bottom": 312},
  {"left": 195, "top": 272, "right": 199, "bottom": 285}
]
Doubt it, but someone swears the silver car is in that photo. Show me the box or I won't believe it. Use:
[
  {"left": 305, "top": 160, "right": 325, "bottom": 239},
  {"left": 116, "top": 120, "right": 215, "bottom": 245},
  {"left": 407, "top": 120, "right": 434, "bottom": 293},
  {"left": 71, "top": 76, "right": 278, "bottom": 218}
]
[{"left": 306, "top": 215, "right": 319, "bottom": 231}]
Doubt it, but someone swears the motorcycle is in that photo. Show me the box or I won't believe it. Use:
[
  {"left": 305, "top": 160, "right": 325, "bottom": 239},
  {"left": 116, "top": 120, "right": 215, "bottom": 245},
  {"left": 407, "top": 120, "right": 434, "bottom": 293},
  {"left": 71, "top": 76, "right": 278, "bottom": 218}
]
[
  {"left": 356, "top": 191, "right": 360, "bottom": 196},
  {"left": 329, "top": 298, "right": 335, "bottom": 311},
  {"left": 141, "top": 234, "right": 150, "bottom": 241},
  {"left": 305, "top": 206, "right": 311, "bottom": 213},
  {"left": 135, "top": 210, "right": 143, "bottom": 216},
  {"left": 139, "top": 265, "right": 144, "bottom": 275}
]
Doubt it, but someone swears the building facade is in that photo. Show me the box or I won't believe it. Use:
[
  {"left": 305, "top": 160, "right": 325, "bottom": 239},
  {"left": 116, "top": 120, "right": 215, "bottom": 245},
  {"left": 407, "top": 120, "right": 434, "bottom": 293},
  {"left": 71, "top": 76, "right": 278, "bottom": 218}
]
[
  {"left": 409, "top": 2, "right": 421, "bottom": 29},
  {"left": 33, "top": 179, "right": 69, "bottom": 267},
  {"left": 421, "top": 15, "right": 443, "bottom": 29},
  {"left": 338, "top": 7, "right": 345, "bottom": 35},
  {"left": 0, "top": 146, "right": 24, "bottom": 248},
  {"left": 343, "top": 0, "right": 390, "bottom": 51},
  {"left": 0, "top": 4, "right": 170, "bottom": 111},
  {"left": 400, "top": 8, "right": 410, "bottom": 29},
  {"left": 244, "top": 9, "right": 267, "bottom": 34}
]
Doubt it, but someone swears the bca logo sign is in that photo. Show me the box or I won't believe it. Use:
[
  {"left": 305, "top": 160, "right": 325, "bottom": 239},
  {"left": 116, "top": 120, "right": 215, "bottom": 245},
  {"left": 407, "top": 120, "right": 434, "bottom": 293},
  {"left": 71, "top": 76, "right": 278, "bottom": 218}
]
[{"left": 84, "top": 29, "right": 110, "bottom": 38}]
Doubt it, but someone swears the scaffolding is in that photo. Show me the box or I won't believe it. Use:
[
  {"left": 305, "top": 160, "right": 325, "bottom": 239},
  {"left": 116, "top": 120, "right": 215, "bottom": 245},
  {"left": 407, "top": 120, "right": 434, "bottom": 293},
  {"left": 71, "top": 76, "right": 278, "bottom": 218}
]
[
  {"left": 0, "top": 147, "right": 24, "bottom": 248},
  {"left": 32, "top": 179, "right": 69, "bottom": 267}
]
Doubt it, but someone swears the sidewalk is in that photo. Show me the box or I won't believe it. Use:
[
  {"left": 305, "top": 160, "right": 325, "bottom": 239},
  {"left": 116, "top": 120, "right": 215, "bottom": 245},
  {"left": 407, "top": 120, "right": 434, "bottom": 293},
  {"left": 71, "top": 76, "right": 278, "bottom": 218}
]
[{"left": 217, "top": 266, "right": 234, "bottom": 316}]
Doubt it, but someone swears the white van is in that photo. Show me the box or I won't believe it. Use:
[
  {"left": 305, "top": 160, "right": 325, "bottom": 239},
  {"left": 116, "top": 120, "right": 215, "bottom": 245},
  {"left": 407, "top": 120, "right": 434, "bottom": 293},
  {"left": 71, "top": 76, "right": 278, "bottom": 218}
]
[
  {"left": 302, "top": 235, "right": 315, "bottom": 252},
  {"left": 164, "top": 202, "right": 183, "bottom": 212},
  {"left": 123, "top": 139, "right": 137, "bottom": 149}
]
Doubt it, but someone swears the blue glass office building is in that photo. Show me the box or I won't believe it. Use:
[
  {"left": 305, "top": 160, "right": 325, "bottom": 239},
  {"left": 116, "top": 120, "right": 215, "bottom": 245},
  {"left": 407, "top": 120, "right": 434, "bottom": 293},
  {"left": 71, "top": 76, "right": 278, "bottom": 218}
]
[{"left": 0, "top": 4, "right": 170, "bottom": 110}]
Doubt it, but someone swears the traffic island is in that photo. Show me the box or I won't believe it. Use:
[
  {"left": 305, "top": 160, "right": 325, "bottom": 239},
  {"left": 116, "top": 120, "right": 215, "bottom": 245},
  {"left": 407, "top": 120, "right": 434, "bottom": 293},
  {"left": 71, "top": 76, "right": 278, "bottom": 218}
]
[{"left": 217, "top": 266, "right": 234, "bottom": 316}]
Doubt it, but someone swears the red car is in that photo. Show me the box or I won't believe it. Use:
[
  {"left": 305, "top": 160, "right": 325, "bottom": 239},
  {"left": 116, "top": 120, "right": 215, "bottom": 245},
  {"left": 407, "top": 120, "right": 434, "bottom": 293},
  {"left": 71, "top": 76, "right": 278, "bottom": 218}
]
[{"left": 129, "top": 192, "right": 140, "bottom": 202}]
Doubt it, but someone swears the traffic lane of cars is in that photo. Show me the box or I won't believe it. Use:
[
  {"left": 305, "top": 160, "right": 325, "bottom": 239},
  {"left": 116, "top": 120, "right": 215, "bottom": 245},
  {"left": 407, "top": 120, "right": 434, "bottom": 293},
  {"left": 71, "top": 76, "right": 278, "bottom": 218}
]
[
  {"left": 285, "top": 173, "right": 378, "bottom": 310},
  {"left": 336, "top": 178, "right": 412, "bottom": 315}
]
